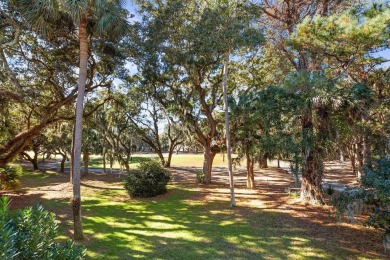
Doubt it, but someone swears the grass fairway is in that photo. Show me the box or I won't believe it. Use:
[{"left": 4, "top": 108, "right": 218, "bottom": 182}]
[
  {"left": 64, "top": 153, "right": 235, "bottom": 170},
  {"left": 7, "top": 168, "right": 385, "bottom": 259}
]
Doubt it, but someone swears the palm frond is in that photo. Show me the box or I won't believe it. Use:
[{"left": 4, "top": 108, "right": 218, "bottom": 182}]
[
  {"left": 100, "top": 1, "right": 129, "bottom": 36},
  {"left": 19, "top": 0, "right": 59, "bottom": 35},
  {"left": 60, "top": 0, "right": 87, "bottom": 24}
]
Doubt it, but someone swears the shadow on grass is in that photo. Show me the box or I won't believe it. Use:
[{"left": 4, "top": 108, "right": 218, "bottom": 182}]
[
  {"left": 81, "top": 183, "right": 125, "bottom": 191},
  {"left": 4, "top": 168, "right": 386, "bottom": 259},
  {"left": 80, "top": 186, "right": 384, "bottom": 259}
]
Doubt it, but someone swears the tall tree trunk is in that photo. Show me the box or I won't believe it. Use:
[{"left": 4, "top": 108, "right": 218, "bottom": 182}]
[
  {"left": 355, "top": 138, "right": 364, "bottom": 178},
  {"left": 222, "top": 52, "right": 235, "bottom": 207},
  {"left": 123, "top": 151, "right": 131, "bottom": 172},
  {"left": 363, "top": 134, "right": 372, "bottom": 170},
  {"left": 109, "top": 155, "right": 113, "bottom": 175},
  {"left": 32, "top": 151, "right": 39, "bottom": 170},
  {"left": 70, "top": 125, "right": 75, "bottom": 184},
  {"left": 300, "top": 113, "right": 324, "bottom": 204},
  {"left": 245, "top": 145, "right": 255, "bottom": 189},
  {"left": 348, "top": 144, "right": 356, "bottom": 175},
  {"left": 60, "top": 155, "right": 66, "bottom": 173},
  {"left": 102, "top": 147, "right": 107, "bottom": 174},
  {"left": 71, "top": 13, "right": 87, "bottom": 241}
]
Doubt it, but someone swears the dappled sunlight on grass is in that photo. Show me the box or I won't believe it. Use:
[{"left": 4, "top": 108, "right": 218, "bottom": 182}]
[{"left": 5, "top": 165, "right": 387, "bottom": 259}]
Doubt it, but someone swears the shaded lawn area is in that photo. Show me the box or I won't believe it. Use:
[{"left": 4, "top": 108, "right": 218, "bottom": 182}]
[{"left": 3, "top": 169, "right": 386, "bottom": 259}]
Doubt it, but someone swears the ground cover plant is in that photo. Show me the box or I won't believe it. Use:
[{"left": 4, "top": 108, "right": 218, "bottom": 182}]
[{"left": 0, "top": 196, "right": 85, "bottom": 259}]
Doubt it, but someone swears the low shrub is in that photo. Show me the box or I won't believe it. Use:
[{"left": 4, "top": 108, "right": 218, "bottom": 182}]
[
  {"left": 0, "top": 196, "right": 86, "bottom": 259},
  {"left": 332, "top": 158, "right": 390, "bottom": 251},
  {"left": 195, "top": 169, "right": 205, "bottom": 183},
  {"left": 0, "top": 165, "right": 22, "bottom": 190},
  {"left": 124, "top": 160, "right": 171, "bottom": 198}
]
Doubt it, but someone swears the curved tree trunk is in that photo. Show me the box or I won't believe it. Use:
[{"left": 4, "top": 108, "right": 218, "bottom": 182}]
[
  {"left": 157, "top": 151, "right": 165, "bottom": 166},
  {"left": 165, "top": 146, "right": 175, "bottom": 168},
  {"left": 21, "top": 151, "right": 39, "bottom": 170},
  {"left": 71, "top": 13, "right": 87, "bottom": 241}
]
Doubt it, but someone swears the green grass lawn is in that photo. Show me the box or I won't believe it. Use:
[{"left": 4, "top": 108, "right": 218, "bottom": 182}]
[
  {"left": 11, "top": 170, "right": 384, "bottom": 259},
  {"left": 63, "top": 153, "right": 238, "bottom": 170}
]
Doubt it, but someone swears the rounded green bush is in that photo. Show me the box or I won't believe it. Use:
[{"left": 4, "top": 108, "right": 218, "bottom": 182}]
[{"left": 124, "top": 160, "right": 171, "bottom": 198}]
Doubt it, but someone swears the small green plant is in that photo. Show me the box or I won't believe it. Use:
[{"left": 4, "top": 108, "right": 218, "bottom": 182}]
[
  {"left": 326, "top": 185, "right": 335, "bottom": 196},
  {"left": 286, "top": 188, "right": 301, "bottom": 199},
  {"left": 195, "top": 169, "right": 205, "bottom": 183},
  {"left": 124, "top": 160, "right": 171, "bottom": 198},
  {"left": 0, "top": 165, "right": 22, "bottom": 190},
  {"left": 0, "top": 196, "right": 86, "bottom": 259}
]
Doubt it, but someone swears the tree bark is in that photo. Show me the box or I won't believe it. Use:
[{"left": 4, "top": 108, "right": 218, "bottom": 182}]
[
  {"left": 202, "top": 145, "right": 216, "bottom": 184},
  {"left": 102, "top": 147, "right": 106, "bottom": 174},
  {"left": 70, "top": 125, "right": 75, "bottom": 184},
  {"left": 363, "top": 134, "right": 372, "bottom": 170},
  {"left": 32, "top": 151, "right": 39, "bottom": 170},
  {"left": 157, "top": 152, "right": 165, "bottom": 166},
  {"left": 109, "top": 155, "right": 113, "bottom": 175},
  {"left": 355, "top": 138, "right": 364, "bottom": 178},
  {"left": 348, "top": 144, "right": 357, "bottom": 175},
  {"left": 300, "top": 148, "right": 324, "bottom": 204},
  {"left": 222, "top": 52, "right": 236, "bottom": 206},
  {"left": 60, "top": 155, "right": 66, "bottom": 173},
  {"left": 245, "top": 145, "right": 255, "bottom": 189},
  {"left": 71, "top": 13, "right": 87, "bottom": 241},
  {"left": 122, "top": 151, "right": 131, "bottom": 172},
  {"left": 300, "top": 113, "right": 324, "bottom": 204},
  {"left": 165, "top": 145, "right": 176, "bottom": 168}
]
